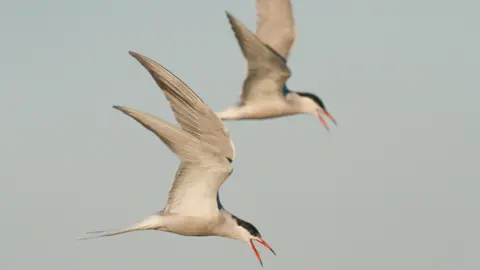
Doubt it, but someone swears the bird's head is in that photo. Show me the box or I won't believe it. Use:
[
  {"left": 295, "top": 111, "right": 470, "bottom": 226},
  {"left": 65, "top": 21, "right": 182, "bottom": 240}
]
[
  {"left": 295, "top": 91, "right": 336, "bottom": 130},
  {"left": 230, "top": 214, "right": 275, "bottom": 266}
]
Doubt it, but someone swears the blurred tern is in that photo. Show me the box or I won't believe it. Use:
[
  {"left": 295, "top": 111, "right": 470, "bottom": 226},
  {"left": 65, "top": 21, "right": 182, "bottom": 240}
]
[
  {"left": 217, "top": 1, "right": 336, "bottom": 130},
  {"left": 78, "top": 51, "right": 275, "bottom": 266}
]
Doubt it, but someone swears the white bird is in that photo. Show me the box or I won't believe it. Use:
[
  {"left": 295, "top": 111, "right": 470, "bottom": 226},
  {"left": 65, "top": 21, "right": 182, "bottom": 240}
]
[
  {"left": 78, "top": 51, "right": 275, "bottom": 266},
  {"left": 216, "top": 1, "right": 336, "bottom": 130}
]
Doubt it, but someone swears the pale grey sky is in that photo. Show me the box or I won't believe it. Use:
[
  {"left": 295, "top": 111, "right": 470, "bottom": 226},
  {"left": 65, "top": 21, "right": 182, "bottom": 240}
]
[{"left": 1, "top": 0, "right": 479, "bottom": 269}]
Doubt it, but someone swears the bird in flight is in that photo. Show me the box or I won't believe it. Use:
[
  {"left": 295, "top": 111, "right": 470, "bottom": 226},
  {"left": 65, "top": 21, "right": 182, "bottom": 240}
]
[
  {"left": 78, "top": 51, "right": 275, "bottom": 266},
  {"left": 216, "top": 0, "right": 337, "bottom": 130}
]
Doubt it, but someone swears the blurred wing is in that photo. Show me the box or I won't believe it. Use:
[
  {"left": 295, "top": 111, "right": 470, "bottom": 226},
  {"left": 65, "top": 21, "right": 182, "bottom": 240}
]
[
  {"left": 255, "top": 0, "right": 296, "bottom": 60},
  {"left": 128, "top": 51, "right": 235, "bottom": 161},
  {"left": 114, "top": 106, "right": 233, "bottom": 217},
  {"left": 226, "top": 12, "right": 291, "bottom": 103}
]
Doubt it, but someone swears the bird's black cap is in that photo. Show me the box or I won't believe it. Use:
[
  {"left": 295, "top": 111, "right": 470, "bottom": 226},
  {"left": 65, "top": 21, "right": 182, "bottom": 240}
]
[
  {"left": 231, "top": 214, "right": 261, "bottom": 238},
  {"left": 296, "top": 91, "right": 327, "bottom": 111}
]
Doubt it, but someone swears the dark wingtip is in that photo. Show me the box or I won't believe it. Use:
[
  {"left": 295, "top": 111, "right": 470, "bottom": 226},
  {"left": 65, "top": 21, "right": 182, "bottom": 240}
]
[
  {"left": 128, "top": 51, "right": 143, "bottom": 62},
  {"left": 112, "top": 105, "right": 130, "bottom": 115},
  {"left": 225, "top": 11, "right": 235, "bottom": 24},
  {"left": 129, "top": 51, "right": 149, "bottom": 66}
]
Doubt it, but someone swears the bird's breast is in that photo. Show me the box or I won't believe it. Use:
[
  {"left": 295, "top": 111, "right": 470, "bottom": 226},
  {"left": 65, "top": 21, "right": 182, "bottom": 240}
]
[
  {"left": 162, "top": 215, "right": 221, "bottom": 236},
  {"left": 235, "top": 101, "right": 299, "bottom": 119}
]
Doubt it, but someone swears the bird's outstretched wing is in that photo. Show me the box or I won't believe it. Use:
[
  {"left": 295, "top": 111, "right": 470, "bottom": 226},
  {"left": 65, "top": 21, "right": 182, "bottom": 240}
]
[
  {"left": 255, "top": 0, "right": 296, "bottom": 61},
  {"left": 226, "top": 12, "right": 291, "bottom": 103},
  {"left": 128, "top": 51, "right": 235, "bottom": 161},
  {"left": 114, "top": 106, "right": 233, "bottom": 217}
]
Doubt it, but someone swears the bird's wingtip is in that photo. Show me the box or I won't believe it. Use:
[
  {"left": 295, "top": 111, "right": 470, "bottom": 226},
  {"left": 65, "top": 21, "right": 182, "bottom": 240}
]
[
  {"left": 112, "top": 105, "right": 125, "bottom": 111},
  {"left": 225, "top": 11, "right": 234, "bottom": 20},
  {"left": 128, "top": 50, "right": 138, "bottom": 57},
  {"left": 128, "top": 51, "right": 146, "bottom": 62},
  {"left": 112, "top": 105, "right": 133, "bottom": 115}
]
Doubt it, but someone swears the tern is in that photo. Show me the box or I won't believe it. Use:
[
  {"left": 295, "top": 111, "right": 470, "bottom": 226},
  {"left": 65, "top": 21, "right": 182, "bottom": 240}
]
[
  {"left": 78, "top": 51, "right": 275, "bottom": 266},
  {"left": 216, "top": 0, "right": 337, "bottom": 130}
]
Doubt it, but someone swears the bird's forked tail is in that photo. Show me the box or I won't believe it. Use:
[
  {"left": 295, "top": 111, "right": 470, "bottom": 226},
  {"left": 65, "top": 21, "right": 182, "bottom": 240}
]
[{"left": 76, "top": 214, "right": 164, "bottom": 241}]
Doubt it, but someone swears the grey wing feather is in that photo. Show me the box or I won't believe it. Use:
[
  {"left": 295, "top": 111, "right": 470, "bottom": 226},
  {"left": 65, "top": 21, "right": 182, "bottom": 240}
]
[
  {"left": 226, "top": 12, "right": 291, "bottom": 103},
  {"left": 113, "top": 106, "right": 219, "bottom": 165},
  {"left": 128, "top": 51, "right": 235, "bottom": 161},
  {"left": 114, "top": 106, "right": 233, "bottom": 217},
  {"left": 255, "top": 0, "right": 296, "bottom": 60}
]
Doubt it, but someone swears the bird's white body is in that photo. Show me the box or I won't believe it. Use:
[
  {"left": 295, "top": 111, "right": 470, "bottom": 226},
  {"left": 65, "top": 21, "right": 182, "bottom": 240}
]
[
  {"left": 124, "top": 209, "right": 244, "bottom": 239},
  {"left": 79, "top": 51, "right": 274, "bottom": 265},
  {"left": 217, "top": 92, "right": 322, "bottom": 120},
  {"left": 84, "top": 209, "right": 250, "bottom": 240}
]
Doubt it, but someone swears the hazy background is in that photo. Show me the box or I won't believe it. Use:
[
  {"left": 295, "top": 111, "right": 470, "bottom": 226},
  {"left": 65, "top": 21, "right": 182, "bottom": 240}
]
[{"left": 1, "top": 0, "right": 479, "bottom": 269}]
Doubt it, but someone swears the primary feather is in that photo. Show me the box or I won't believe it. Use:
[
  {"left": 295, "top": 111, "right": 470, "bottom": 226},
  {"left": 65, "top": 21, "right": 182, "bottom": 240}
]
[{"left": 128, "top": 51, "right": 236, "bottom": 161}]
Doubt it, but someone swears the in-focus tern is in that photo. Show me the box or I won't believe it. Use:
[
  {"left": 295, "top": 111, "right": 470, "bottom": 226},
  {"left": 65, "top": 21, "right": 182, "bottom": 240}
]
[
  {"left": 78, "top": 51, "right": 275, "bottom": 266},
  {"left": 217, "top": 0, "right": 337, "bottom": 130}
]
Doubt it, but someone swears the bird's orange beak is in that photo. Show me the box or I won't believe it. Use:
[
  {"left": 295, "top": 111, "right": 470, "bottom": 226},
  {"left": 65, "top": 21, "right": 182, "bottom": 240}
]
[
  {"left": 316, "top": 109, "right": 337, "bottom": 131},
  {"left": 250, "top": 239, "right": 276, "bottom": 266}
]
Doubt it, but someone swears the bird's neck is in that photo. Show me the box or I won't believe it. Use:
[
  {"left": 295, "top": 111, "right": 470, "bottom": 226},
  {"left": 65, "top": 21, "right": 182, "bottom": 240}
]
[
  {"left": 211, "top": 209, "right": 243, "bottom": 240},
  {"left": 285, "top": 92, "right": 306, "bottom": 111},
  {"left": 286, "top": 92, "right": 317, "bottom": 114}
]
